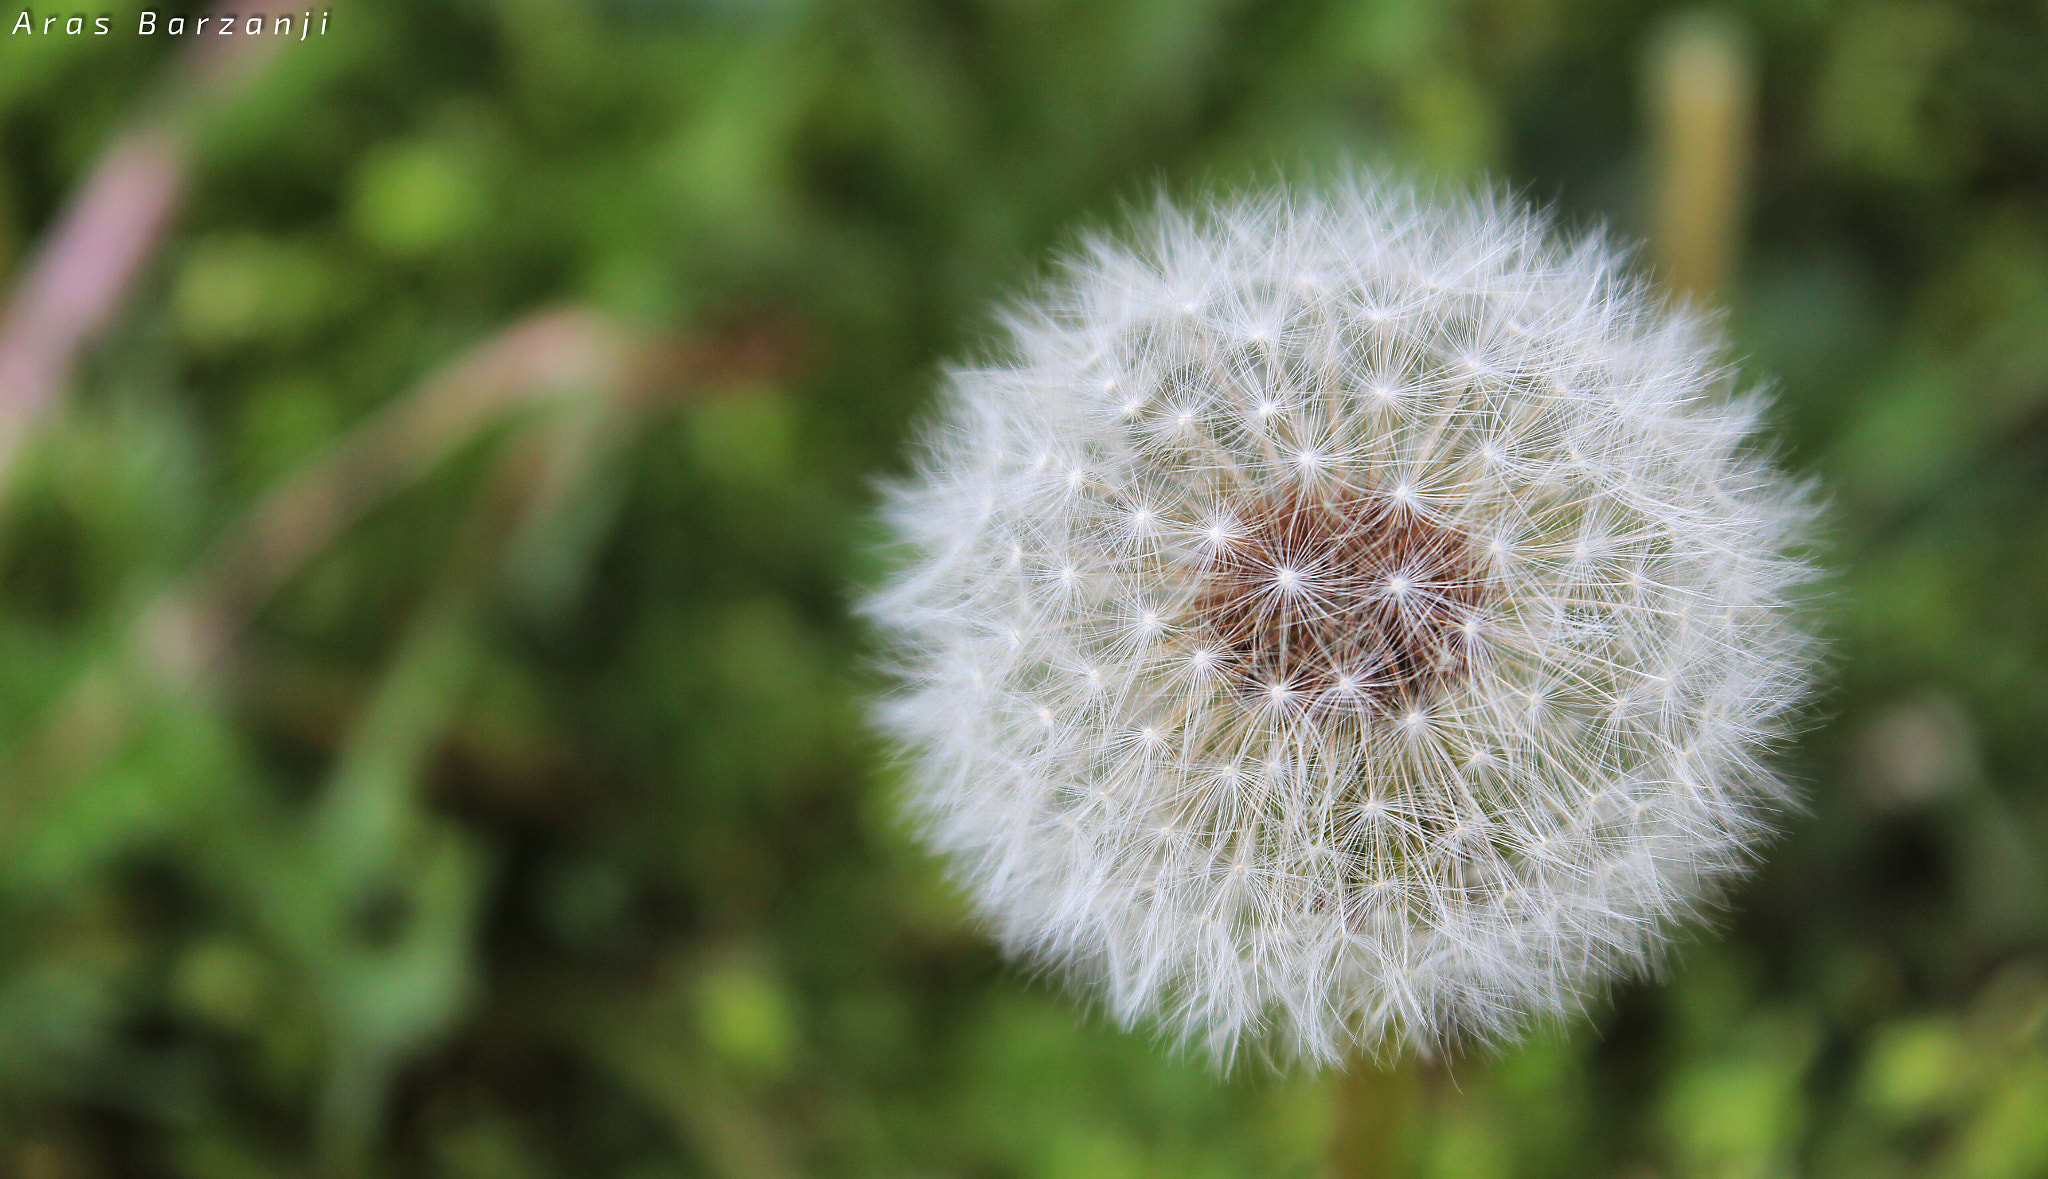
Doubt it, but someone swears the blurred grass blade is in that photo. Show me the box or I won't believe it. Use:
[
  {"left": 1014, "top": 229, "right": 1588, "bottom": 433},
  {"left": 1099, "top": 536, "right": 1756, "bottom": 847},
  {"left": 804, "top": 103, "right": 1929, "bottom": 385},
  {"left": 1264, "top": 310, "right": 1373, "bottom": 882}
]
[
  {"left": 1, "top": 308, "right": 629, "bottom": 840},
  {"left": 1647, "top": 9, "right": 1756, "bottom": 302}
]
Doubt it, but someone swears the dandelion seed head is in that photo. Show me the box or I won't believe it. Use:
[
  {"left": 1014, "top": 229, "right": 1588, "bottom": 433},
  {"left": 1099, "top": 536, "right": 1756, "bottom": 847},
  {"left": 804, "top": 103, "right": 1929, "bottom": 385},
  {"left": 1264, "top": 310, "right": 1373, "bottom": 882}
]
[{"left": 864, "top": 175, "right": 1821, "bottom": 1068}]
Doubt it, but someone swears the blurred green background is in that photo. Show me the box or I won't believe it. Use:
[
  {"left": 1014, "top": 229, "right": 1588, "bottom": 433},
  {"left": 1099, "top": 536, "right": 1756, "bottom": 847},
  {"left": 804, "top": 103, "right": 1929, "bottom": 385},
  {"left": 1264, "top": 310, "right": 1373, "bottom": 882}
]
[{"left": 1, "top": 0, "right": 2045, "bottom": 1175}]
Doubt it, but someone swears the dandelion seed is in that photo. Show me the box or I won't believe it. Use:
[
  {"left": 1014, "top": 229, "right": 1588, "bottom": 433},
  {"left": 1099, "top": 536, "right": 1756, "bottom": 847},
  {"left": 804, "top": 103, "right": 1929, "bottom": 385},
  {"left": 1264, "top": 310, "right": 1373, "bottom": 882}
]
[{"left": 864, "top": 174, "right": 1821, "bottom": 1068}]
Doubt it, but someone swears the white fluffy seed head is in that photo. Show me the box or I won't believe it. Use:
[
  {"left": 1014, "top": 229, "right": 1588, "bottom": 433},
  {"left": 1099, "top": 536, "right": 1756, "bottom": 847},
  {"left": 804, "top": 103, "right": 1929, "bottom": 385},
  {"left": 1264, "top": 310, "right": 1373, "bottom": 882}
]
[{"left": 862, "top": 175, "right": 1821, "bottom": 1069}]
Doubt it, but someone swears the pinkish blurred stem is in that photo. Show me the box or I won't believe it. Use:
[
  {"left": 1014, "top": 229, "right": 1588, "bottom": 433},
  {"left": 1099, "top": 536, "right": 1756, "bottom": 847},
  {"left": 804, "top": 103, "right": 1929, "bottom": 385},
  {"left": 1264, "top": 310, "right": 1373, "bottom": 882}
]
[
  {"left": 0, "top": 129, "right": 183, "bottom": 477},
  {"left": 0, "top": 2, "right": 284, "bottom": 488}
]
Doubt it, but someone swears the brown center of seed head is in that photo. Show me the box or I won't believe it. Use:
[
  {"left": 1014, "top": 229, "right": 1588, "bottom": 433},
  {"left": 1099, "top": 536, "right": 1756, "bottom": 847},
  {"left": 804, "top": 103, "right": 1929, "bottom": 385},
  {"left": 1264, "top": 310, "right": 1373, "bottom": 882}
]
[{"left": 1191, "top": 488, "right": 1486, "bottom": 719}]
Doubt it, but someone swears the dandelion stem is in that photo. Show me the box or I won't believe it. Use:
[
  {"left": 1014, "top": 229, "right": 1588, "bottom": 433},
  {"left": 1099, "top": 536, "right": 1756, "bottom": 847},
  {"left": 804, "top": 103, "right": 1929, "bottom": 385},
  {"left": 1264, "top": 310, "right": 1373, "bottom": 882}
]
[{"left": 1330, "top": 1053, "right": 1421, "bottom": 1179}]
